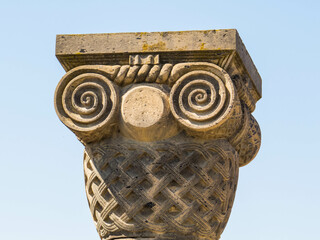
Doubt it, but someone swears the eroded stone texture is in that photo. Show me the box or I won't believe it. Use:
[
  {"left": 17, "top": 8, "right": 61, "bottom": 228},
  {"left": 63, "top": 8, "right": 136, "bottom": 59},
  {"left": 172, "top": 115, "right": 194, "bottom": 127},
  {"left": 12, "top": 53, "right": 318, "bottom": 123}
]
[
  {"left": 54, "top": 29, "right": 262, "bottom": 240},
  {"left": 84, "top": 137, "right": 238, "bottom": 240}
]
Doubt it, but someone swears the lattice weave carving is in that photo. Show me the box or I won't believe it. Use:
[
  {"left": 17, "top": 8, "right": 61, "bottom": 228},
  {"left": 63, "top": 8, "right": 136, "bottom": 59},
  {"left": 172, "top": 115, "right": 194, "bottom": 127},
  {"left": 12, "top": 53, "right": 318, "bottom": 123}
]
[
  {"left": 84, "top": 139, "right": 239, "bottom": 240},
  {"left": 55, "top": 30, "right": 263, "bottom": 240}
]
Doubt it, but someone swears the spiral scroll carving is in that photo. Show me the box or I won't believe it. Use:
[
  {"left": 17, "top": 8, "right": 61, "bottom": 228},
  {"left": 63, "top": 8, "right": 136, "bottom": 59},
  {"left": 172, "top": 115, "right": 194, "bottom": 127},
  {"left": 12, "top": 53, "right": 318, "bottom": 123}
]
[
  {"left": 55, "top": 72, "right": 119, "bottom": 143},
  {"left": 170, "top": 65, "right": 236, "bottom": 132}
]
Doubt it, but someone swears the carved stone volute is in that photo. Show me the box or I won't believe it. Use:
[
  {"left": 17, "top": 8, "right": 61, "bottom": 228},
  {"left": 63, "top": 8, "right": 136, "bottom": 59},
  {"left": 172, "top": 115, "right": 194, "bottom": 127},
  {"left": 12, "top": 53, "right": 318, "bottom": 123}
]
[{"left": 55, "top": 29, "right": 262, "bottom": 239}]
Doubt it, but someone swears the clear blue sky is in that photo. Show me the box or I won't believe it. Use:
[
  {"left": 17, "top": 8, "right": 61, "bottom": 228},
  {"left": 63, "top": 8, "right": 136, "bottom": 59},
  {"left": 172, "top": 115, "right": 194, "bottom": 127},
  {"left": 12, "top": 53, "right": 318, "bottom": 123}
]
[{"left": 1, "top": 0, "right": 319, "bottom": 239}]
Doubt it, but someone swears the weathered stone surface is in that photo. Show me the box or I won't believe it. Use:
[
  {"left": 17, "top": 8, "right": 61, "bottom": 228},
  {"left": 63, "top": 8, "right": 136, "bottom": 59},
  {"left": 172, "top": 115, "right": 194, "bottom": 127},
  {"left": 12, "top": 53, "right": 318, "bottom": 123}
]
[
  {"left": 84, "top": 137, "right": 238, "bottom": 240},
  {"left": 120, "top": 84, "right": 178, "bottom": 142},
  {"left": 54, "top": 29, "right": 262, "bottom": 240},
  {"left": 56, "top": 29, "right": 262, "bottom": 100}
]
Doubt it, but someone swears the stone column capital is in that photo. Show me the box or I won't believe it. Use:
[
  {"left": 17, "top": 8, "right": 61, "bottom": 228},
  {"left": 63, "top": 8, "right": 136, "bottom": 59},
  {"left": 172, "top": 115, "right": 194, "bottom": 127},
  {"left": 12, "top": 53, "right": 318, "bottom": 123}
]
[{"left": 54, "top": 29, "right": 262, "bottom": 240}]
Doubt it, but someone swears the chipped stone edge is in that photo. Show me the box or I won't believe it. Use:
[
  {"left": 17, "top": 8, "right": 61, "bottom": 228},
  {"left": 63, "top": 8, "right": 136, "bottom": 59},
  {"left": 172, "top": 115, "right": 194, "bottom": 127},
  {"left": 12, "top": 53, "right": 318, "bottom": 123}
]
[{"left": 55, "top": 29, "right": 262, "bottom": 98}]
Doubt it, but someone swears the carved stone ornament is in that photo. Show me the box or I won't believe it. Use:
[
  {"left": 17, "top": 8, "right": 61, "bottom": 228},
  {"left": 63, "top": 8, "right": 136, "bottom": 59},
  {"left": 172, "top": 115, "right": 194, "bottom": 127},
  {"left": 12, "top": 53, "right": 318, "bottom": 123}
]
[{"left": 54, "top": 29, "right": 262, "bottom": 240}]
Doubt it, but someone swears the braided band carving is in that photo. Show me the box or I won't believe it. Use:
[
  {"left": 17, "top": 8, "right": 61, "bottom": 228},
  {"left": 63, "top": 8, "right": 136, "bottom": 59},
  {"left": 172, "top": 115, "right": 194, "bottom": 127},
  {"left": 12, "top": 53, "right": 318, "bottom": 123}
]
[
  {"left": 84, "top": 139, "right": 239, "bottom": 240},
  {"left": 232, "top": 75, "right": 256, "bottom": 112}
]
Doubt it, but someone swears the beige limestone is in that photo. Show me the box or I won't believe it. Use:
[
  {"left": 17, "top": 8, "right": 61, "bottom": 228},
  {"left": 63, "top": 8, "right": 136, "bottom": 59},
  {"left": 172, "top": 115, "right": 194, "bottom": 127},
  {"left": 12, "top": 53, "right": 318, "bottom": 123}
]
[
  {"left": 120, "top": 84, "right": 178, "bottom": 142},
  {"left": 54, "top": 29, "right": 262, "bottom": 240},
  {"left": 56, "top": 29, "right": 261, "bottom": 100}
]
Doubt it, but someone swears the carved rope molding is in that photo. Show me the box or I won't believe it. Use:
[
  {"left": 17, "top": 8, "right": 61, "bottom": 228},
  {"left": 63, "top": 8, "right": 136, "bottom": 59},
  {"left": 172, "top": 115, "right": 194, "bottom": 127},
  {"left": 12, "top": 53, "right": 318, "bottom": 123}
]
[
  {"left": 54, "top": 61, "right": 261, "bottom": 240},
  {"left": 54, "top": 62, "right": 260, "bottom": 166}
]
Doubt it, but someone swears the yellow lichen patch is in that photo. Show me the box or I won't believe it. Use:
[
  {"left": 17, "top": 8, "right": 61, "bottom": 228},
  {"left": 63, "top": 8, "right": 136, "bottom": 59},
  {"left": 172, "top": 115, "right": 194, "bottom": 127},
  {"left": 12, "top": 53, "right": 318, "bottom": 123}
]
[
  {"left": 136, "top": 32, "right": 147, "bottom": 38},
  {"left": 200, "top": 43, "right": 207, "bottom": 50},
  {"left": 142, "top": 41, "right": 166, "bottom": 51}
]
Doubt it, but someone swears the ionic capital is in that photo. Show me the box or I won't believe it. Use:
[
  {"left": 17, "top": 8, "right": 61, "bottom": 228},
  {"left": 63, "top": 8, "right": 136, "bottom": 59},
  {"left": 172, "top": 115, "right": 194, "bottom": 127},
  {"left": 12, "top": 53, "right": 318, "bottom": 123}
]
[{"left": 55, "top": 29, "right": 262, "bottom": 240}]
